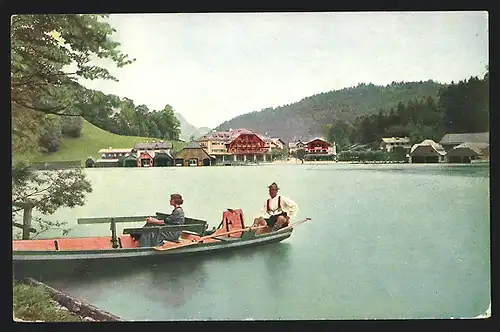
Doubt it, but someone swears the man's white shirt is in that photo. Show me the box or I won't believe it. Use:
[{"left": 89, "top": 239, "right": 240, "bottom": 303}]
[{"left": 261, "top": 195, "right": 299, "bottom": 219}]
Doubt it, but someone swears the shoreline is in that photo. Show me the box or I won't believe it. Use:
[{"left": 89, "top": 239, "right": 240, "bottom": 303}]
[
  {"left": 13, "top": 278, "right": 122, "bottom": 323},
  {"left": 270, "top": 158, "right": 489, "bottom": 166}
]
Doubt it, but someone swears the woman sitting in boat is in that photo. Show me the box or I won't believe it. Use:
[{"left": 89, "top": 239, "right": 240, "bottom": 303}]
[{"left": 140, "top": 194, "right": 185, "bottom": 247}]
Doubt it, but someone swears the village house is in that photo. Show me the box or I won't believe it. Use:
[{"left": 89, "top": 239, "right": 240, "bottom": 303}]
[
  {"left": 409, "top": 139, "right": 447, "bottom": 163},
  {"left": 380, "top": 137, "right": 411, "bottom": 152},
  {"left": 132, "top": 141, "right": 173, "bottom": 155},
  {"left": 269, "top": 137, "right": 286, "bottom": 150},
  {"left": 439, "top": 132, "right": 489, "bottom": 152},
  {"left": 197, "top": 129, "right": 235, "bottom": 163},
  {"left": 98, "top": 148, "right": 132, "bottom": 159},
  {"left": 198, "top": 128, "right": 273, "bottom": 164},
  {"left": 288, "top": 140, "right": 305, "bottom": 154},
  {"left": 229, "top": 130, "right": 269, "bottom": 162},
  {"left": 303, "top": 138, "right": 336, "bottom": 160}
]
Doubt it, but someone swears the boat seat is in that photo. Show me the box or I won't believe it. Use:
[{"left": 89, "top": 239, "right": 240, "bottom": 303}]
[
  {"left": 123, "top": 224, "right": 205, "bottom": 235},
  {"left": 118, "top": 235, "right": 140, "bottom": 248}
]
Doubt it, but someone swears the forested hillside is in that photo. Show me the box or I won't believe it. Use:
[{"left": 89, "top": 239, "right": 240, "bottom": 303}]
[
  {"left": 325, "top": 73, "right": 489, "bottom": 151},
  {"left": 214, "top": 81, "right": 445, "bottom": 142}
]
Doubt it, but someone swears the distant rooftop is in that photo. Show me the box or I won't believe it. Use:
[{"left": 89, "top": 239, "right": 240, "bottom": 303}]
[
  {"left": 133, "top": 141, "right": 173, "bottom": 150},
  {"left": 410, "top": 139, "right": 446, "bottom": 156},
  {"left": 440, "top": 132, "right": 489, "bottom": 145},
  {"left": 98, "top": 148, "right": 132, "bottom": 154},
  {"left": 381, "top": 137, "right": 410, "bottom": 144},
  {"left": 201, "top": 128, "right": 260, "bottom": 141}
]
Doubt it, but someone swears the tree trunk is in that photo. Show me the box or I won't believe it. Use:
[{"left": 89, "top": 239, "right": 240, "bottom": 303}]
[{"left": 22, "top": 206, "right": 33, "bottom": 240}]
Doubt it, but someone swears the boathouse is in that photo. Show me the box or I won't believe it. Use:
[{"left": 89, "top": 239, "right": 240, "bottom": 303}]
[
  {"left": 94, "top": 158, "right": 120, "bottom": 168},
  {"left": 174, "top": 141, "right": 213, "bottom": 166},
  {"left": 409, "top": 139, "right": 446, "bottom": 163},
  {"left": 85, "top": 157, "right": 96, "bottom": 168},
  {"left": 481, "top": 145, "right": 489, "bottom": 158},
  {"left": 439, "top": 132, "right": 489, "bottom": 152},
  {"left": 138, "top": 151, "right": 154, "bottom": 167},
  {"left": 121, "top": 154, "right": 138, "bottom": 167},
  {"left": 153, "top": 150, "right": 174, "bottom": 167},
  {"left": 446, "top": 142, "right": 489, "bottom": 163}
]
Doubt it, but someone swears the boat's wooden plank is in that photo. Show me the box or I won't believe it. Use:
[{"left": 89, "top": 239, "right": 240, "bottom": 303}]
[
  {"left": 12, "top": 230, "right": 294, "bottom": 261},
  {"left": 211, "top": 236, "right": 240, "bottom": 242},
  {"left": 13, "top": 239, "right": 58, "bottom": 251},
  {"left": 78, "top": 215, "right": 210, "bottom": 225},
  {"left": 155, "top": 212, "right": 208, "bottom": 225},
  {"left": 77, "top": 216, "right": 151, "bottom": 224},
  {"left": 122, "top": 223, "right": 206, "bottom": 234},
  {"left": 55, "top": 237, "right": 115, "bottom": 251}
]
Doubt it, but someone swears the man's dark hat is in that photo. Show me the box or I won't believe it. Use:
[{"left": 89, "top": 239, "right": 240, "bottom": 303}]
[{"left": 268, "top": 182, "right": 279, "bottom": 190}]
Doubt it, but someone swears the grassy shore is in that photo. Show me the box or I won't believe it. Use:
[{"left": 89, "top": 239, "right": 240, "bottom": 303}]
[
  {"left": 16, "top": 120, "right": 187, "bottom": 165},
  {"left": 13, "top": 279, "right": 84, "bottom": 322}
]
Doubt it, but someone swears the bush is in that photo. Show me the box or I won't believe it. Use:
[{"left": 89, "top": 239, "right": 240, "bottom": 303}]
[
  {"left": 338, "top": 150, "right": 391, "bottom": 162},
  {"left": 61, "top": 116, "right": 83, "bottom": 138},
  {"left": 38, "top": 123, "right": 62, "bottom": 153}
]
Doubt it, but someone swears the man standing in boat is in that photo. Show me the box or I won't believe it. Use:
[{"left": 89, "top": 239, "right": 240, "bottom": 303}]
[{"left": 253, "top": 182, "right": 298, "bottom": 234}]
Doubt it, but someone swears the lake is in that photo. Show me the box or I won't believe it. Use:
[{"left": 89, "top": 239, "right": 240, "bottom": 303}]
[{"left": 16, "top": 163, "right": 491, "bottom": 320}]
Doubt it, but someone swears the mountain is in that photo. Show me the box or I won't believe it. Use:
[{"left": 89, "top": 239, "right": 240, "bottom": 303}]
[
  {"left": 213, "top": 80, "right": 446, "bottom": 143},
  {"left": 175, "top": 112, "right": 212, "bottom": 141}
]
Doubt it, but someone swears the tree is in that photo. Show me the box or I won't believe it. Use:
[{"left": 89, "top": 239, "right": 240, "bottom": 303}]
[
  {"left": 439, "top": 76, "right": 488, "bottom": 133},
  {"left": 154, "top": 105, "right": 181, "bottom": 140},
  {"left": 12, "top": 163, "right": 92, "bottom": 240},
  {"left": 326, "top": 119, "right": 352, "bottom": 151},
  {"left": 60, "top": 116, "right": 84, "bottom": 138},
  {"left": 11, "top": 14, "right": 135, "bottom": 154},
  {"left": 296, "top": 148, "right": 306, "bottom": 161},
  {"left": 11, "top": 14, "right": 135, "bottom": 237}
]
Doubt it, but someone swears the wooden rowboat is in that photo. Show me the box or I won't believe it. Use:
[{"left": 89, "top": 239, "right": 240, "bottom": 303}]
[{"left": 12, "top": 209, "right": 311, "bottom": 267}]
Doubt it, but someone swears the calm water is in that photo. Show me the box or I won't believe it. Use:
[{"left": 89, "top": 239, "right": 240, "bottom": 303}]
[{"left": 17, "top": 163, "right": 490, "bottom": 320}]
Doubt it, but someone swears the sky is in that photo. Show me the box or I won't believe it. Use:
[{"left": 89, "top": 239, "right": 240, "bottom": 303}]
[{"left": 77, "top": 11, "right": 489, "bottom": 129}]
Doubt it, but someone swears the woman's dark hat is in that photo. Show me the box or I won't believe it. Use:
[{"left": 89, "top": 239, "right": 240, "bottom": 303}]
[{"left": 268, "top": 182, "right": 279, "bottom": 190}]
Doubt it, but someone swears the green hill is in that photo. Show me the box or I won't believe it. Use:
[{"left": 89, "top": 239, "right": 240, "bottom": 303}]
[
  {"left": 22, "top": 120, "right": 186, "bottom": 164},
  {"left": 214, "top": 80, "right": 446, "bottom": 142}
]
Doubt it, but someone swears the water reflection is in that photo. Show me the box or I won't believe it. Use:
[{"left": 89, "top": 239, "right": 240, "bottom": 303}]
[
  {"left": 304, "top": 163, "right": 490, "bottom": 177},
  {"left": 261, "top": 243, "right": 292, "bottom": 296},
  {"left": 147, "top": 258, "right": 206, "bottom": 309}
]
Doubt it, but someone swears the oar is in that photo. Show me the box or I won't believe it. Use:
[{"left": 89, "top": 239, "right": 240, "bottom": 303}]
[
  {"left": 283, "top": 217, "right": 312, "bottom": 229},
  {"left": 153, "top": 218, "right": 312, "bottom": 251},
  {"left": 153, "top": 225, "right": 267, "bottom": 251}
]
